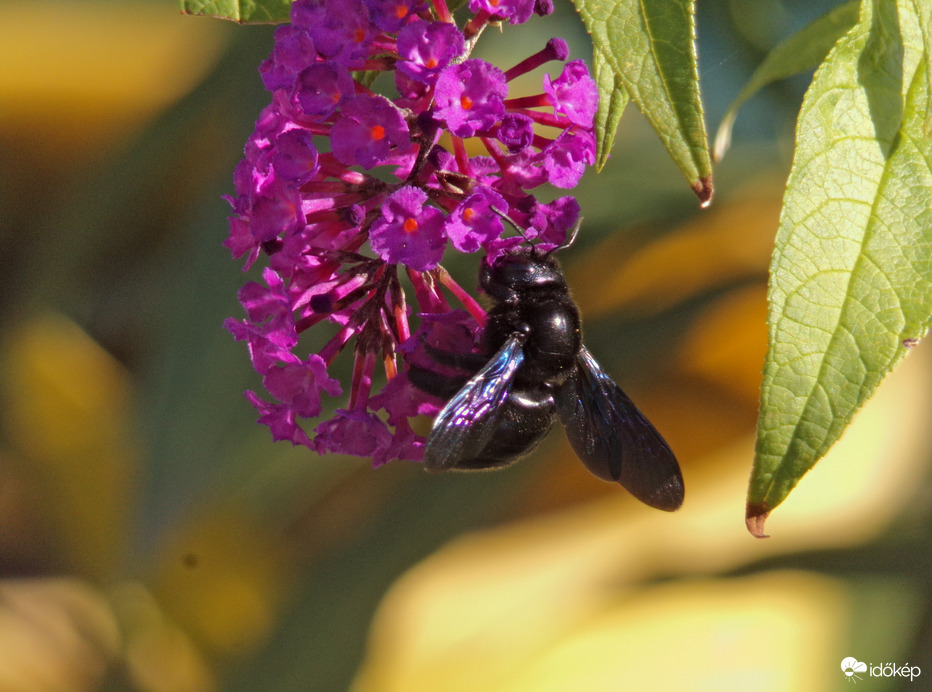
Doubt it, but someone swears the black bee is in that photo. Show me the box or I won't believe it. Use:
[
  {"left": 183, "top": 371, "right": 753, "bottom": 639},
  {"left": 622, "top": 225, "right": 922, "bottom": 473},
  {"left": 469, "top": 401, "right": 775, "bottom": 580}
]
[{"left": 419, "top": 247, "right": 684, "bottom": 511}]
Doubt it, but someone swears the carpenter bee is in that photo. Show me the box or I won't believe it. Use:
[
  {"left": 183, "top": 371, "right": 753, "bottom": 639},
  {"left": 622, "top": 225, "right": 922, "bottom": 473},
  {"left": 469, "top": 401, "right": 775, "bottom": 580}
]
[{"left": 418, "top": 246, "right": 684, "bottom": 511}]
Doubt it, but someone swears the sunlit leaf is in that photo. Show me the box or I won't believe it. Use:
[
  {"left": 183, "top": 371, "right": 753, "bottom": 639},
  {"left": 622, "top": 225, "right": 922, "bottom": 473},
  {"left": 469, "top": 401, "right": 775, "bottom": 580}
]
[
  {"left": 180, "top": 0, "right": 291, "bottom": 23},
  {"left": 749, "top": 0, "right": 932, "bottom": 536},
  {"left": 713, "top": 1, "right": 859, "bottom": 161},
  {"left": 911, "top": 0, "right": 932, "bottom": 135},
  {"left": 574, "top": 0, "right": 712, "bottom": 203}
]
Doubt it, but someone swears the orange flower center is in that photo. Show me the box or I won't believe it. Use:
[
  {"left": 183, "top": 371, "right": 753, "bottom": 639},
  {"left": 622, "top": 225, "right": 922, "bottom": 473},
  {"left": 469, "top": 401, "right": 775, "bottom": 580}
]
[
  {"left": 370, "top": 125, "right": 386, "bottom": 141},
  {"left": 460, "top": 95, "right": 473, "bottom": 110},
  {"left": 403, "top": 218, "right": 419, "bottom": 233}
]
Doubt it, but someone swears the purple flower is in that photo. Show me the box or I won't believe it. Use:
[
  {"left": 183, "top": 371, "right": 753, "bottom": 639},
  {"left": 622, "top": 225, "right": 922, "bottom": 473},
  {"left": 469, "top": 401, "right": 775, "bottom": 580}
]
[
  {"left": 224, "top": 214, "right": 260, "bottom": 267},
  {"left": 541, "top": 128, "right": 596, "bottom": 188},
  {"left": 260, "top": 25, "right": 317, "bottom": 92},
  {"left": 225, "top": 270, "right": 298, "bottom": 369},
  {"left": 227, "top": 180, "right": 306, "bottom": 263},
  {"left": 497, "top": 113, "right": 534, "bottom": 151},
  {"left": 538, "top": 196, "right": 581, "bottom": 245},
  {"left": 543, "top": 59, "right": 598, "bottom": 127},
  {"left": 497, "top": 148, "right": 548, "bottom": 190},
  {"left": 226, "top": 0, "right": 599, "bottom": 464},
  {"left": 371, "top": 423, "right": 425, "bottom": 466},
  {"left": 365, "top": 0, "right": 427, "bottom": 32},
  {"left": 292, "top": 0, "right": 375, "bottom": 68},
  {"left": 397, "top": 21, "right": 465, "bottom": 84},
  {"left": 394, "top": 68, "right": 431, "bottom": 102},
  {"left": 257, "top": 181, "right": 308, "bottom": 232},
  {"left": 272, "top": 129, "right": 319, "bottom": 184},
  {"left": 445, "top": 188, "right": 507, "bottom": 252},
  {"left": 245, "top": 392, "right": 313, "bottom": 446},
  {"left": 294, "top": 62, "right": 355, "bottom": 119},
  {"left": 468, "top": 0, "right": 535, "bottom": 24},
  {"left": 369, "top": 187, "right": 447, "bottom": 270},
  {"left": 264, "top": 355, "right": 342, "bottom": 418},
  {"left": 434, "top": 60, "right": 507, "bottom": 137},
  {"left": 313, "top": 409, "right": 393, "bottom": 457},
  {"left": 330, "top": 95, "right": 411, "bottom": 169},
  {"left": 239, "top": 269, "right": 295, "bottom": 337}
]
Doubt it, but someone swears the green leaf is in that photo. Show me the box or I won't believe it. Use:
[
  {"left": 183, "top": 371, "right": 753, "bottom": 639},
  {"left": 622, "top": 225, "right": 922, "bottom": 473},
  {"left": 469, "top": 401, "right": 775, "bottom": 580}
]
[
  {"left": 592, "top": 50, "right": 630, "bottom": 170},
  {"left": 748, "top": 0, "right": 932, "bottom": 537},
  {"left": 180, "top": 0, "right": 291, "bottom": 23},
  {"left": 910, "top": 0, "right": 932, "bottom": 135},
  {"left": 713, "top": 1, "right": 859, "bottom": 161},
  {"left": 353, "top": 70, "right": 382, "bottom": 89},
  {"left": 574, "top": 0, "right": 712, "bottom": 204}
]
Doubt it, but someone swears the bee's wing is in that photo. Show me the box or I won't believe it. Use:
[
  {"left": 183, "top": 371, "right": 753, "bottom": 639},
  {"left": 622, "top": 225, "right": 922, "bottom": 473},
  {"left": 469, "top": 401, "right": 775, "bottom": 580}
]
[
  {"left": 424, "top": 334, "right": 525, "bottom": 471},
  {"left": 556, "top": 347, "right": 684, "bottom": 511}
]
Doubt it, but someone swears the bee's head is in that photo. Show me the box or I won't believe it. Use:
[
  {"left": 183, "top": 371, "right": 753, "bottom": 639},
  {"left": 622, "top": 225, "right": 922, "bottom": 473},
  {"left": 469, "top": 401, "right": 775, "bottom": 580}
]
[{"left": 480, "top": 248, "right": 567, "bottom": 303}]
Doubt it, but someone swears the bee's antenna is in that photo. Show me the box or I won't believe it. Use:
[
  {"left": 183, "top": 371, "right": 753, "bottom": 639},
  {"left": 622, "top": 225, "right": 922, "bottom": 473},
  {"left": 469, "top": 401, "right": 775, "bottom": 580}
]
[
  {"left": 488, "top": 207, "right": 582, "bottom": 257},
  {"left": 541, "top": 216, "right": 583, "bottom": 259},
  {"left": 562, "top": 216, "right": 583, "bottom": 250},
  {"left": 490, "top": 206, "right": 534, "bottom": 244}
]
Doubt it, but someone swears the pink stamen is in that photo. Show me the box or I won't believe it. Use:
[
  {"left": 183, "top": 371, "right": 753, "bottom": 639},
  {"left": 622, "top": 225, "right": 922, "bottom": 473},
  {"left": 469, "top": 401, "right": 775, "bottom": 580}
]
[
  {"left": 464, "top": 9, "right": 491, "bottom": 38},
  {"left": 318, "top": 323, "right": 359, "bottom": 365},
  {"left": 436, "top": 266, "right": 487, "bottom": 325},
  {"left": 503, "top": 94, "right": 550, "bottom": 109},
  {"left": 348, "top": 349, "right": 376, "bottom": 410},
  {"left": 506, "top": 106, "right": 572, "bottom": 129},
  {"left": 451, "top": 136, "right": 472, "bottom": 176},
  {"left": 431, "top": 0, "right": 453, "bottom": 23},
  {"left": 503, "top": 38, "right": 568, "bottom": 82}
]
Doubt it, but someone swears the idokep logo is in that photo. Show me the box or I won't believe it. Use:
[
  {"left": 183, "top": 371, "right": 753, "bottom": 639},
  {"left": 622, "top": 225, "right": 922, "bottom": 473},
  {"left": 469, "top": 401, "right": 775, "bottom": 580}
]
[
  {"left": 841, "top": 657, "right": 921, "bottom": 683},
  {"left": 841, "top": 658, "right": 867, "bottom": 683}
]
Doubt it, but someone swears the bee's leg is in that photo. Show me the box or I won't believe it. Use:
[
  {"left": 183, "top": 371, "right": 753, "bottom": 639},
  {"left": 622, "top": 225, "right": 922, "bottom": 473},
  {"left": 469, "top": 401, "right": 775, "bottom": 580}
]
[
  {"left": 406, "top": 364, "right": 470, "bottom": 400},
  {"left": 419, "top": 340, "right": 489, "bottom": 371}
]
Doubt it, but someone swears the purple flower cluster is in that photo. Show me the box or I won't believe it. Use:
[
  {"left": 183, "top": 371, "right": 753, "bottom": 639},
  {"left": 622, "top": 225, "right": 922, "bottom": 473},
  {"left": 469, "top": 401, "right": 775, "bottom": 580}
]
[{"left": 225, "top": 0, "right": 598, "bottom": 465}]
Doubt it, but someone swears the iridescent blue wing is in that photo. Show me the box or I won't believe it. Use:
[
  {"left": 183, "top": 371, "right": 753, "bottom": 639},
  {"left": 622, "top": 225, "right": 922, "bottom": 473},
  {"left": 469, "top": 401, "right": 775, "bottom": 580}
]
[
  {"left": 424, "top": 334, "right": 525, "bottom": 471},
  {"left": 556, "top": 347, "right": 684, "bottom": 511}
]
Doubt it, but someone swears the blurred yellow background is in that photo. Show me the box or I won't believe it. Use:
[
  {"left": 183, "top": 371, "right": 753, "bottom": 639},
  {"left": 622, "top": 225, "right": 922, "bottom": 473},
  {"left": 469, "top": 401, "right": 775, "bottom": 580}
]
[{"left": 1, "top": 1, "right": 930, "bottom": 691}]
